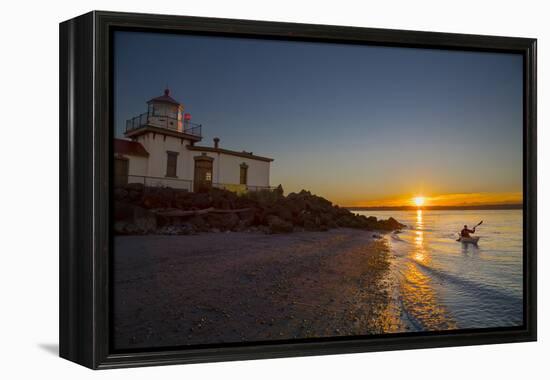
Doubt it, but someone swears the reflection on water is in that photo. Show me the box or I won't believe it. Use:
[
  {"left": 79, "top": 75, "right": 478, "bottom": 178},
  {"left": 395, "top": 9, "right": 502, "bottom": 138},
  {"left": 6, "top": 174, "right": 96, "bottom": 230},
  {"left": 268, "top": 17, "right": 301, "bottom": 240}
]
[
  {"left": 413, "top": 210, "right": 426, "bottom": 263},
  {"left": 461, "top": 240, "right": 480, "bottom": 256},
  {"left": 358, "top": 209, "right": 523, "bottom": 332},
  {"left": 399, "top": 209, "right": 456, "bottom": 331}
]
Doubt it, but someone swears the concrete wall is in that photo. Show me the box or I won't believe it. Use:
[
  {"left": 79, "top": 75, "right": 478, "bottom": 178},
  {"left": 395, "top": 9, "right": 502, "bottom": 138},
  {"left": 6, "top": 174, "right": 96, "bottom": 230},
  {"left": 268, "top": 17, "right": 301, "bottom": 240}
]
[
  {"left": 189, "top": 149, "right": 271, "bottom": 188},
  {"left": 127, "top": 155, "right": 148, "bottom": 176},
  {"left": 115, "top": 153, "right": 147, "bottom": 178},
  {"left": 116, "top": 153, "right": 181, "bottom": 188},
  {"left": 128, "top": 133, "right": 271, "bottom": 190},
  {"left": 136, "top": 134, "right": 189, "bottom": 178},
  {"left": 133, "top": 134, "right": 193, "bottom": 190}
]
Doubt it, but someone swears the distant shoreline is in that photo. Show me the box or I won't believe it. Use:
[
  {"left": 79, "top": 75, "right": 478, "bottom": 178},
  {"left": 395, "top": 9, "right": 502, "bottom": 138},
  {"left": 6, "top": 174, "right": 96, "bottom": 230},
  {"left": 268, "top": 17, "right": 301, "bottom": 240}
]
[{"left": 346, "top": 204, "right": 523, "bottom": 211}]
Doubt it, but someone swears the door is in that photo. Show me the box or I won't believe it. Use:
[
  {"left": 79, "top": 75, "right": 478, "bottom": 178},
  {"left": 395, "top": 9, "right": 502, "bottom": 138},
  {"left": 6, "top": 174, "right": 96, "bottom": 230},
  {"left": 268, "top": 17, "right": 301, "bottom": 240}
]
[
  {"left": 194, "top": 157, "right": 213, "bottom": 192},
  {"left": 114, "top": 158, "right": 129, "bottom": 187}
]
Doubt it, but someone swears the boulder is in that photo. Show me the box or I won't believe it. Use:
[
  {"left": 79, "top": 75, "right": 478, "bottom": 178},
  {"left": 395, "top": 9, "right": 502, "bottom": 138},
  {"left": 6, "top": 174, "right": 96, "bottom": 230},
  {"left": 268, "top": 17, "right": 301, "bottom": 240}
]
[
  {"left": 378, "top": 217, "right": 406, "bottom": 230},
  {"left": 267, "top": 215, "right": 293, "bottom": 234},
  {"left": 191, "top": 192, "right": 213, "bottom": 209},
  {"left": 127, "top": 190, "right": 143, "bottom": 202},
  {"left": 114, "top": 202, "right": 156, "bottom": 234},
  {"left": 125, "top": 183, "right": 145, "bottom": 192},
  {"left": 188, "top": 216, "right": 208, "bottom": 232},
  {"left": 114, "top": 188, "right": 129, "bottom": 201},
  {"left": 205, "top": 213, "right": 225, "bottom": 230},
  {"left": 267, "top": 204, "right": 293, "bottom": 222}
]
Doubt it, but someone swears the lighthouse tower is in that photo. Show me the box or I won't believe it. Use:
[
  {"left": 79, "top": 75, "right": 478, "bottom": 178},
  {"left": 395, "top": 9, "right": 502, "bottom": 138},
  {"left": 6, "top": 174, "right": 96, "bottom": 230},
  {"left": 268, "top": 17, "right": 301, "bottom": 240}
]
[{"left": 146, "top": 88, "right": 185, "bottom": 132}]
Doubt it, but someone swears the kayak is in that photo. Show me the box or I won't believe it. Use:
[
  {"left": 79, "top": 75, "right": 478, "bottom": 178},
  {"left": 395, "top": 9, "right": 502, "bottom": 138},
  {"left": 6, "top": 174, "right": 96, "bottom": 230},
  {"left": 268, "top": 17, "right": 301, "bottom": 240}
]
[{"left": 457, "top": 236, "right": 480, "bottom": 244}]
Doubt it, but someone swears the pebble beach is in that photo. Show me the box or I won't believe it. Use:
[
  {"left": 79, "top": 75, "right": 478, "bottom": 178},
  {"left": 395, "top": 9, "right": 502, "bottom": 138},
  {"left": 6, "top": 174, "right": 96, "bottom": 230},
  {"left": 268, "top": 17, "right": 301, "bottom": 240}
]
[{"left": 113, "top": 229, "right": 405, "bottom": 350}]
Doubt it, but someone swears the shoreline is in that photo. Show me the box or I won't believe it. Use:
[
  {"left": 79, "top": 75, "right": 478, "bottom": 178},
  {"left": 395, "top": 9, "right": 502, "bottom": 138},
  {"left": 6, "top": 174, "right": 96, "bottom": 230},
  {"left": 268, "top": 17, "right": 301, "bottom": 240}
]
[
  {"left": 347, "top": 204, "right": 523, "bottom": 211},
  {"left": 113, "top": 228, "right": 406, "bottom": 350}
]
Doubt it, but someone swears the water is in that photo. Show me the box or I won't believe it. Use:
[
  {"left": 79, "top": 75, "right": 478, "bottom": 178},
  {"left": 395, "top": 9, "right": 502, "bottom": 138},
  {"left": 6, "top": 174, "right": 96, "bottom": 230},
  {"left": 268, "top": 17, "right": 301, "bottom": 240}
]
[{"left": 356, "top": 209, "right": 523, "bottom": 332}]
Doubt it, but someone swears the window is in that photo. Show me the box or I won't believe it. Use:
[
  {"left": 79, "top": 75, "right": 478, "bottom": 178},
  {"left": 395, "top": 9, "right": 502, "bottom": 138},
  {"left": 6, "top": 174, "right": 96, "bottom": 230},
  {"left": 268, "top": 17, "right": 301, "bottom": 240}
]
[
  {"left": 240, "top": 163, "right": 248, "bottom": 185},
  {"left": 205, "top": 172, "right": 212, "bottom": 181},
  {"left": 166, "top": 151, "right": 178, "bottom": 177},
  {"left": 152, "top": 104, "right": 160, "bottom": 116}
]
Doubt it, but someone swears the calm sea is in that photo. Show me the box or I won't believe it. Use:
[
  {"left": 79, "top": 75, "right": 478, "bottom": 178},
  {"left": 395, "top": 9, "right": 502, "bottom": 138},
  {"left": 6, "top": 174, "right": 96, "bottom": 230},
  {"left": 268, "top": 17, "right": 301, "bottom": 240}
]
[{"left": 356, "top": 209, "right": 523, "bottom": 332}]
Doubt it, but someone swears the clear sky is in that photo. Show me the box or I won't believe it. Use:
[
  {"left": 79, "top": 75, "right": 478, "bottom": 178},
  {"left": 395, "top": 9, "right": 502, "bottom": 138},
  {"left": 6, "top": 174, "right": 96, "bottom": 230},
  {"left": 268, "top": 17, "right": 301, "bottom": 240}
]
[{"left": 114, "top": 31, "right": 523, "bottom": 207}]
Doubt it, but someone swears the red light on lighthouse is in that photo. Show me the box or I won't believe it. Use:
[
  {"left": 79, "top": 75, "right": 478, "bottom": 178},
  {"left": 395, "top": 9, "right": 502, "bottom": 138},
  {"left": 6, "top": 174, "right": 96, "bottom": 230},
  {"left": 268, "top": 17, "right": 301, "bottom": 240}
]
[{"left": 184, "top": 113, "right": 192, "bottom": 120}]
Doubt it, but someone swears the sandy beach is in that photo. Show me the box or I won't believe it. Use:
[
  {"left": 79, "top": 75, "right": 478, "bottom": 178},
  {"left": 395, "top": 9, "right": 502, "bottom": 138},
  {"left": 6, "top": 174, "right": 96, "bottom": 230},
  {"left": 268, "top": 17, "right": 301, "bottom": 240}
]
[{"left": 113, "top": 229, "right": 406, "bottom": 350}]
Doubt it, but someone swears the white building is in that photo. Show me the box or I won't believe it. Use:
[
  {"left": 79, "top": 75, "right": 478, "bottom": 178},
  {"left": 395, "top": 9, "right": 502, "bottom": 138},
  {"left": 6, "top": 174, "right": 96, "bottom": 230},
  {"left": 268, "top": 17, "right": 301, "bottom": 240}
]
[{"left": 114, "top": 89, "right": 273, "bottom": 192}]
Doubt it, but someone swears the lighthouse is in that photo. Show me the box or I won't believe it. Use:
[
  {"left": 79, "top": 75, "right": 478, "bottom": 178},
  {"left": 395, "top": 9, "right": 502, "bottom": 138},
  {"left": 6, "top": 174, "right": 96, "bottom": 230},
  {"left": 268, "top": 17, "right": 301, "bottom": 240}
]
[{"left": 115, "top": 89, "right": 273, "bottom": 192}]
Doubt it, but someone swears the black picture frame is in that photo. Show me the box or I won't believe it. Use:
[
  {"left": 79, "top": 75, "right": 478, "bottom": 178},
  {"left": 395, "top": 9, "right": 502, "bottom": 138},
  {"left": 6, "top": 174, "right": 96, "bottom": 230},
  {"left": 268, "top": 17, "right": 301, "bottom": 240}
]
[{"left": 59, "top": 10, "right": 537, "bottom": 369}]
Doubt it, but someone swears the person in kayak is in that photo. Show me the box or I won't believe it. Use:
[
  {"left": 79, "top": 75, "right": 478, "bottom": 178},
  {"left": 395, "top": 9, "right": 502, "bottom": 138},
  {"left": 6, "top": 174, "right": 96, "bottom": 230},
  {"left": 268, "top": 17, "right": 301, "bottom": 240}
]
[{"left": 460, "top": 225, "right": 476, "bottom": 238}]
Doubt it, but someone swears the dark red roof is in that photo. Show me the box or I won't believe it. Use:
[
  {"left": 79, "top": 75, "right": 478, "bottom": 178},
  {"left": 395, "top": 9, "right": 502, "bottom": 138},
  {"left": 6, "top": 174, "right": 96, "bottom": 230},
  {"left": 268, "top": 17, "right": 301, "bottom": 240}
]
[
  {"left": 114, "top": 139, "right": 149, "bottom": 157},
  {"left": 147, "top": 88, "right": 181, "bottom": 105}
]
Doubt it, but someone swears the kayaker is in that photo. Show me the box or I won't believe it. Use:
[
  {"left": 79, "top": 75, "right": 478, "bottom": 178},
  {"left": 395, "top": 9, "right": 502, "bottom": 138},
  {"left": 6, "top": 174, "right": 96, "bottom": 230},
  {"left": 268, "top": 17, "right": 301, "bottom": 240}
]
[{"left": 460, "top": 225, "right": 476, "bottom": 238}]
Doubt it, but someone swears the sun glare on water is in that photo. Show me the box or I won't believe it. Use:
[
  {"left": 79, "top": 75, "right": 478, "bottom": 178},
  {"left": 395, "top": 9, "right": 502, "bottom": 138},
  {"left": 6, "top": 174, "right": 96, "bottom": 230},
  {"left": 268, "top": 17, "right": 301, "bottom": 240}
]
[{"left": 413, "top": 196, "right": 426, "bottom": 207}]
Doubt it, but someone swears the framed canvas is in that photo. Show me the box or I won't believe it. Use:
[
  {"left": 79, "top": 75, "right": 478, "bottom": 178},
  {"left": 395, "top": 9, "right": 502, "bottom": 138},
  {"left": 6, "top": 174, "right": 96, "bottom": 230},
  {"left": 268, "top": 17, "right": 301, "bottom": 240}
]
[{"left": 59, "top": 11, "right": 537, "bottom": 369}]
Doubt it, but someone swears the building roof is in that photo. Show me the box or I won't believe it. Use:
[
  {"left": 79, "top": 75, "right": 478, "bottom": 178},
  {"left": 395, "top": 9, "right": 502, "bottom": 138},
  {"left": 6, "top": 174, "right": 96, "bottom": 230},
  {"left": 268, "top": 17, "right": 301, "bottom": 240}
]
[
  {"left": 146, "top": 89, "right": 181, "bottom": 106},
  {"left": 114, "top": 138, "right": 149, "bottom": 157},
  {"left": 188, "top": 145, "right": 274, "bottom": 162}
]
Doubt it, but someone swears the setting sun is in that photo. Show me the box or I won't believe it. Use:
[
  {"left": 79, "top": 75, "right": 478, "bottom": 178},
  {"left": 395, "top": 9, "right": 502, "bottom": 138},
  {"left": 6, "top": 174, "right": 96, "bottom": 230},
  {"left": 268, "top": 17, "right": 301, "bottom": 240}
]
[{"left": 413, "top": 196, "right": 426, "bottom": 207}]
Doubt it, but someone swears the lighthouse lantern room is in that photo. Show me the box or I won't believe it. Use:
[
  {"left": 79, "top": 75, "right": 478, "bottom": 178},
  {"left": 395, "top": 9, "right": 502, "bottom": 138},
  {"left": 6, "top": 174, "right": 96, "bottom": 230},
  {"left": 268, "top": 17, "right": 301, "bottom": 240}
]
[{"left": 146, "top": 88, "right": 184, "bottom": 132}]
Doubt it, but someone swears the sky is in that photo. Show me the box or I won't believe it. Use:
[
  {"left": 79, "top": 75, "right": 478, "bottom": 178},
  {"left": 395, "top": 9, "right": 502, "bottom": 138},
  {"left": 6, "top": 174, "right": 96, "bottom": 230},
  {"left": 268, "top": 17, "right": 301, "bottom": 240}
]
[{"left": 114, "top": 31, "right": 523, "bottom": 207}]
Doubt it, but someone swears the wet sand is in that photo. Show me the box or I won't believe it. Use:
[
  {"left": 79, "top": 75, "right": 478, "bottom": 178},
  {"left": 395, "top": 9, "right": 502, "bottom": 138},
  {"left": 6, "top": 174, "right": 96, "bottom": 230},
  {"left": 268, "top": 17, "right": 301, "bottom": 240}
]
[{"left": 113, "top": 229, "right": 405, "bottom": 350}]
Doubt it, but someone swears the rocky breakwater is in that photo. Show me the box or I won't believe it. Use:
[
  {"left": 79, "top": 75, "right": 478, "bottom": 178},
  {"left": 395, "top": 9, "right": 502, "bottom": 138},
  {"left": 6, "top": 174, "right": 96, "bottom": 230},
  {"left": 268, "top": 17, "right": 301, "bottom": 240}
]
[{"left": 114, "top": 183, "right": 405, "bottom": 235}]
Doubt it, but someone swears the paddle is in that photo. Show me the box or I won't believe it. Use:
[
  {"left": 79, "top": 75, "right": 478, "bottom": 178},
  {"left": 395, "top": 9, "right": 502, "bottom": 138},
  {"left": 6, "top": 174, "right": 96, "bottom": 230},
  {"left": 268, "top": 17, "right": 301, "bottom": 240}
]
[{"left": 456, "top": 220, "right": 483, "bottom": 241}]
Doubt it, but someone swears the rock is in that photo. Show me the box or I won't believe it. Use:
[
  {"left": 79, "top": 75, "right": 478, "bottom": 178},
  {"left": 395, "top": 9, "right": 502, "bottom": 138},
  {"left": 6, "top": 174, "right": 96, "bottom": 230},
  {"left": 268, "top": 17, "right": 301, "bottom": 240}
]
[
  {"left": 204, "top": 213, "right": 239, "bottom": 231},
  {"left": 188, "top": 216, "right": 208, "bottom": 232},
  {"left": 273, "top": 184, "right": 284, "bottom": 197},
  {"left": 267, "top": 204, "right": 293, "bottom": 221},
  {"left": 127, "top": 190, "right": 142, "bottom": 202},
  {"left": 114, "top": 202, "right": 156, "bottom": 234},
  {"left": 192, "top": 193, "right": 213, "bottom": 209},
  {"left": 114, "top": 221, "right": 128, "bottom": 234},
  {"left": 114, "top": 188, "right": 129, "bottom": 201},
  {"left": 376, "top": 217, "right": 406, "bottom": 231},
  {"left": 125, "top": 183, "right": 145, "bottom": 191},
  {"left": 114, "top": 221, "right": 140, "bottom": 235},
  {"left": 134, "top": 209, "right": 157, "bottom": 232},
  {"left": 267, "top": 215, "right": 293, "bottom": 234},
  {"left": 141, "top": 193, "right": 163, "bottom": 209},
  {"left": 303, "top": 216, "right": 320, "bottom": 231},
  {"left": 114, "top": 185, "right": 405, "bottom": 234},
  {"left": 155, "top": 224, "right": 195, "bottom": 235},
  {"left": 156, "top": 226, "right": 179, "bottom": 235}
]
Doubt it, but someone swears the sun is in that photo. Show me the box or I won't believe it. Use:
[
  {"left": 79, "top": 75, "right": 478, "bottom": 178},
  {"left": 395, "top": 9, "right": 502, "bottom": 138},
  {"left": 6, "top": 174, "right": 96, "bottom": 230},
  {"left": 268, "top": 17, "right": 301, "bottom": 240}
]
[{"left": 413, "top": 196, "right": 426, "bottom": 207}]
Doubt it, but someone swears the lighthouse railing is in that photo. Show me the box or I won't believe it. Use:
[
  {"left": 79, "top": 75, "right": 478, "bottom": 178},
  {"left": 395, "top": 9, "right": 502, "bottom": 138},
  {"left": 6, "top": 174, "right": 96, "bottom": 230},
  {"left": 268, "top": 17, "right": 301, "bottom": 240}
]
[{"left": 125, "top": 112, "right": 202, "bottom": 137}]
